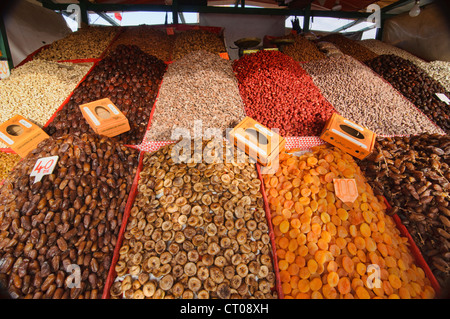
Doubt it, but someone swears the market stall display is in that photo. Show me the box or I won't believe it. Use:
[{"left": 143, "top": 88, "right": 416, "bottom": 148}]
[
  {"left": 302, "top": 55, "right": 443, "bottom": 136},
  {"left": 145, "top": 50, "right": 246, "bottom": 141},
  {"left": 109, "top": 139, "right": 278, "bottom": 299},
  {"left": 263, "top": 145, "right": 436, "bottom": 299},
  {"left": 45, "top": 45, "right": 167, "bottom": 146},
  {"left": 34, "top": 26, "right": 119, "bottom": 61},
  {"left": 366, "top": 54, "right": 450, "bottom": 134},
  {"left": 281, "top": 34, "right": 327, "bottom": 62},
  {"left": 0, "top": 60, "right": 93, "bottom": 148},
  {"left": 319, "top": 34, "right": 378, "bottom": 63},
  {"left": 233, "top": 50, "right": 337, "bottom": 137},
  {"left": 108, "top": 26, "right": 173, "bottom": 62},
  {"left": 172, "top": 30, "right": 226, "bottom": 61},
  {"left": 358, "top": 134, "right": 450, "bottom": 289},
  {"left": 0, "top": 133, "right": 139, "bottom": 299}
]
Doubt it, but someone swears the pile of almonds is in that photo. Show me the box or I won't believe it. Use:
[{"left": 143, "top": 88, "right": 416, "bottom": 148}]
[
  {"left": 359, "top": 134, "right": 450, "bottom": 289},
  {"left": 145, "top": 50, "right": 245, "bottom": 141},
  {"left": 302, "top": 55, "right": 443, "bottom": 136},
  {"left": 110, "top": 139, "right": 278, "bottom": 299},
  {"left": 45, "top": 45, "right": 167, "bottom": 146},
  {"left": 0, "top": 133, "right": 139, "bottom": 298}
]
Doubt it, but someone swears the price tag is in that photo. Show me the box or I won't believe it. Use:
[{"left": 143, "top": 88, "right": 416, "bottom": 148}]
[
  {"left": 333, "top": 179, "right": 358, "bottom": 204},
  {"left": 166, "top": 27, "right": 175, "bottom": 35},
  {"left": 436, "top": 93, "right": 450, "bottom": 105},
  {"left": 30, "top": 156, "right": 59, "bottom": 183},
  {"left": 0, "top": 60, "right": 10, "bottom": 79}
]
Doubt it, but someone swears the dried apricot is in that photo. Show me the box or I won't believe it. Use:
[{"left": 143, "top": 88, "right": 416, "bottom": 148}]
[{"left": 356, "top": 286, "right": 370, "bottom": 299}]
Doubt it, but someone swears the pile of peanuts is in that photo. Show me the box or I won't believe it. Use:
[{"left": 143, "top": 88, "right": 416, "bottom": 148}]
[
  {"left": 302, "top": 55, "right": 443, "bottom": 136},
  {"left": 35, "top": 26, "right": 119, "bottom": 61},
  {"left": 0, "top": 133, "right": 139, "bottom": 299},
  {"left": 110, "top": 139, "right": 278, "bottom": 299},
  {"left": 263, "top": 145, "right": 435, "bottom": 299},
  {"left": 45, "top": 45, "right": 167, "bottom": 146},
  {"left": 0, "top": 60, "right": 92, "bottom": 148},
  {"left": 233, "top": 50, "right": 336, "bottom": 137}
]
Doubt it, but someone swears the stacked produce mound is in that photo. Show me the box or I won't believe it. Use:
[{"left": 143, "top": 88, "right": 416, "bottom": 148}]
[
  {"left": 45, "top": 45, "right": 167, "bottom": 145},
  {"left": 172, "top": 30, "right": 226, "bottom": 61},
  {"left": 0, "top": 134, "right": 139, "bottom": 298},
  {"left": 366, "top": 54, "right": 450, "bottom": 134},
  {"left": 233, "top": 50, "right": 336, "bottom": 137},
  {"left": 145, "top": 50, "right": 246, "bottom": 141},
  {"left": 263, "top": 145, "right": 435, "bottom": 299},
  {"left": 359, "top": 134, "right": 450, "bottom": 289},
  {"left": 281, "top": 34, "right": 327, "bottom": 62},
  {"left": 35, "top": 26, "right": 119, "bottom": 61},
  {"left": 319, "top": 34, "right": 378, "bottom": 63},
  {"left": 108, "top": 26, "right": 173, "bottom": 62},
  {"left": 302, "top": 55, "right": 443, "bottom": 136},
  {"left": 0, "top": 60, "right": 92, "bottom": 148},
  {"left": 110, "top": 139, "right": 278, "bottom": 299}
]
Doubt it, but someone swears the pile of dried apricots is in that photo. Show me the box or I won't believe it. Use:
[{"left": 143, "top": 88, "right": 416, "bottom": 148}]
[{"left": 263, "top": 145, "right": 435, "bottom": 299}]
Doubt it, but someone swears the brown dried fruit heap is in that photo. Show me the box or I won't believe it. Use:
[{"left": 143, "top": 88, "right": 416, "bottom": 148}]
[
  {"left": 111, "top": 139, "right": 278, "bottom": 299},
  {"left": 0, "top": 133, "right": 139, "bottom": 299},
  {"left": 45, "top": 45, "right": 167, "bottom": 146},
  {"left": 359, "top": 133, "right": 450, "bottom": 289}
]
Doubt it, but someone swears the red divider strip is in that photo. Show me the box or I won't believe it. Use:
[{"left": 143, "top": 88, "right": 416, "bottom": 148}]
[
  {"left": 256, "top": 163, "right": 283, "bottom": 299},
  {"left": 102, "top": 150, "right": 144, "bottom": 299}
]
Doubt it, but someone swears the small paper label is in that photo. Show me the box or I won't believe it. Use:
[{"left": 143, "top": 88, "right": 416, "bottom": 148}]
[
  {"left": 30, "top": 156, "right": 58, "bottom": 184},
  {"left": 436, "top": 93, "right": 450, "bottom": 105},
  {"left": 219, "top": 52, "right": 229, "bottom": 60},
  {"left": 166, "top": 27, "right": 175, "bottom": 35},
  {"left": 83, "top": 107, "right": 101, "bottom": 126},
  {"left": 0, "top": 131, "right": 14, "bottom": 145},
  {"left": 333, "top": 179, "right": 358, "bottom": 204},
  {"left": 0, "top": 61, "right": 10, "bottom": 79},
  {"left": 107, "top": 104, "right": 120, "bottom": 115}
]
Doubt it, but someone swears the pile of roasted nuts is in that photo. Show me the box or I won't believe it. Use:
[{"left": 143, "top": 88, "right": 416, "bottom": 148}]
[
  {"left": 45, "top": 45, "right": 167, "bottom": 145},
  {"left": 366, "top": 54, "right": 450, "bottom": 134},
  {"left": 0, "top": 133, "right": 139, "bottom": 298},
  {"left": 359, "top": 134, "right": 450, "bottom": 289},
  {"left": 282, "top": 34, "right": 327, "bottom": 62},
  {"left": 110, "top": 139, "right": 278, "bottom": 299},
  {"left": 108, "top": 26, "right": 173, "bottom": 62},
  {"left": 172, "top": 30, "right": 226, "bottom": 61},
  {"left": 319, "top": 34, "right": 378, "bottom": 63}
]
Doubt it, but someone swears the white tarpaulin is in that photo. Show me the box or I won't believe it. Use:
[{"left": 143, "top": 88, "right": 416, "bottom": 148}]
[
  {"left": 199, "top": 13, "right": 286, "bottom": 60},
  {"left": 4, "top": 0, "right": 71, "bottom": 66}
]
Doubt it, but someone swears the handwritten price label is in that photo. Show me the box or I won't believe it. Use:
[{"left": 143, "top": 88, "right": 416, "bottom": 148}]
[
  {"left": 333, "top": 178, "right": 358, "bottom": 204},
  {"left": 0, "top": 61, "right": 10, "bottom": 79},
  {"left": 30, "top": 156, "right": 58, "bottom": 183}
]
